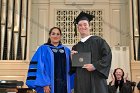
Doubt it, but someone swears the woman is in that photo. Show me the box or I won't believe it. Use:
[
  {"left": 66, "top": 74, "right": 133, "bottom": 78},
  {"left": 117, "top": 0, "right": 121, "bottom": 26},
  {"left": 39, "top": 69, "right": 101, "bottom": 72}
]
[
  {"left": 26, "top": 27, "right": 73, "bottom": 93},
  {"left": 108, "top": 68, "right": 132, "bottom": 93}
]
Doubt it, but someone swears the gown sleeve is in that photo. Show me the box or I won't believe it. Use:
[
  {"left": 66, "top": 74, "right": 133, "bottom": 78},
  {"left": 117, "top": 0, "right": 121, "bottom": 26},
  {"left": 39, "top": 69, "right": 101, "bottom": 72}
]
[
  {"left": 93, "top": 38, "right": 112, "bottom": 79},
  {"left": 26, "top": 45, "right": 51, "bottom": 89},
  {"left": 108, "top": 82, "right": 116, "bottom": 93},
  {"left": 108, "top": 80, "right": 133, "bottom": 93},
  {"left": 69, "top": 56, "right": 76, "bottom": 75},
  {"left": 121, "top": 81, "right": 132, "bottom": 93}
]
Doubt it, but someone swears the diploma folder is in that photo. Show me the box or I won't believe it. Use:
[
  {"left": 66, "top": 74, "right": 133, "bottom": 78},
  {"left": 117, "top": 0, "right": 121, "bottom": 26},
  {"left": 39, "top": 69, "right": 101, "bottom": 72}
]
[{"left": 72, "top": 52, "right": 91, "bottom": 67}]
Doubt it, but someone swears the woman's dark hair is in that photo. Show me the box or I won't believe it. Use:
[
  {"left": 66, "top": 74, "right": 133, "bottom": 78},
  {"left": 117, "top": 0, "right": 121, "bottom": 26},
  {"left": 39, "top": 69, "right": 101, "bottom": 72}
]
[
  {"left": 113, "top": 68, "right": 124, "bottom": 79},
  {"left": 47, "top": 27, "right": 62, "bottom": 44},
  {"left": 113, "top": 68, "right": 125, "bottom": 91}
]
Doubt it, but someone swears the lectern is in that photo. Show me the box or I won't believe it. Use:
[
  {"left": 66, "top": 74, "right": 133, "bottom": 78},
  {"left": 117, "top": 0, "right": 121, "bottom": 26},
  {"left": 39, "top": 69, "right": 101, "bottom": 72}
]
[{"left": 0, "top": 80, "right": 34, "bottom": 93}]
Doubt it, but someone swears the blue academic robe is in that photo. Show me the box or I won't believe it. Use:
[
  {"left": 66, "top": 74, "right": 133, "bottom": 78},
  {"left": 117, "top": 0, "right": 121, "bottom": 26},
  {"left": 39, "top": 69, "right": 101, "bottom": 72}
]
[{"left": 26, "top": 44, "right": 73, "bottom": 93}]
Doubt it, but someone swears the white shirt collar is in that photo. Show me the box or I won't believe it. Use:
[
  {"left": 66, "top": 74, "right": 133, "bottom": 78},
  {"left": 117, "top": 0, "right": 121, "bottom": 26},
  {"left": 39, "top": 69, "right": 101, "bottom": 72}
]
[{"left": 81, "top": 35, "right": 92, "bottom": 42}]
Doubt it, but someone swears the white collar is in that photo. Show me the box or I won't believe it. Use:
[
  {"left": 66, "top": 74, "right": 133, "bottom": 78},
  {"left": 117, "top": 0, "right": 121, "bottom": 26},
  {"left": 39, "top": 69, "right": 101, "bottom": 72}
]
[{"left": 81, "top": 35, "right": 92, "bottom": 42}]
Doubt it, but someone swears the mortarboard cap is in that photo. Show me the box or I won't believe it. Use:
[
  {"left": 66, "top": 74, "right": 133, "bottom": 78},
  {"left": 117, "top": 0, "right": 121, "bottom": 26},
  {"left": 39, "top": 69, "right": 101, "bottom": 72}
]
[{"left": 74, "top": 11, "right": 95, "bottom": 36}]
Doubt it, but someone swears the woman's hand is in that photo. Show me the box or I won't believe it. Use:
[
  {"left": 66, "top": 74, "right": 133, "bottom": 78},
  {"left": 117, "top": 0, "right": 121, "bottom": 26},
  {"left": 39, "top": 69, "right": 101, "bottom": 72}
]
[
  {"left": 111, "top": 73, "right": 115, "bottom": 86},
  {"left": 44, "top": 86, "right": 50, "bottom": 93},
  {"left": 124, "top": 73, "right": 128, "bottom": 83}
]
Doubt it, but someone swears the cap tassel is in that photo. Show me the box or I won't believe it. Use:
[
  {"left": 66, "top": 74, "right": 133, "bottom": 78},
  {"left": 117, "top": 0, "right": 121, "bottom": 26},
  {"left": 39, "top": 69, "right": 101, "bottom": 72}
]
[{"left": 74, "top": 23, "right": 77, "bottom": 36}]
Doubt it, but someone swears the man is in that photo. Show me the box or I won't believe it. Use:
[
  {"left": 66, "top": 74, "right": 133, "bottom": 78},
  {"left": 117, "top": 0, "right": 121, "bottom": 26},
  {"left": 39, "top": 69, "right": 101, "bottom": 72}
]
[{"left": 71, "top": 11, "right": 112, "bottom": 93}]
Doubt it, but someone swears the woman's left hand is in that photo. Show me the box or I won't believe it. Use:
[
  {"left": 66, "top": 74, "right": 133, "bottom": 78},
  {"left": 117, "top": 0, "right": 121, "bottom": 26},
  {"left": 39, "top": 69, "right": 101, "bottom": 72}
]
[
  {"left": 44, "top": 86, "right": 50, "bottom": 93},
  {"left": 124, "top": 73, "right": 128, "bottom": 83}
]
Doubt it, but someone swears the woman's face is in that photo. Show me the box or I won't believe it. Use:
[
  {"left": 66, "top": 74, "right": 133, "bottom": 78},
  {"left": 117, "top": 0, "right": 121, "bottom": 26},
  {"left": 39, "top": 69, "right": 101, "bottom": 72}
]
[
  {"left": 115, "top": 69, "right": 123, "bottom": 80},
  {"left": 49, "top": 28, "right": 61, "bottom": 45}
]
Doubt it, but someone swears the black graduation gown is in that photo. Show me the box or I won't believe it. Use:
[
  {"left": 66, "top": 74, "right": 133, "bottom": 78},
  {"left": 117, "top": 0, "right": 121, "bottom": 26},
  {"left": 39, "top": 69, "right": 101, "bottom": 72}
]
[
  {"left": 71, "top": 36, "right": 112, "bottom": 93},
  {"left": 108, "top": 80, "right": 133, "bottom": 93}
]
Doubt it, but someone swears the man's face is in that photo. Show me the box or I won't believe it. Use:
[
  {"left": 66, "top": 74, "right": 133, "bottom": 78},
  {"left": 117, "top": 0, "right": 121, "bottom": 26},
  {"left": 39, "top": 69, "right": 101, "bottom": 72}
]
[{"left": 77, "top": 20, "right": 90, "bottom": 37}]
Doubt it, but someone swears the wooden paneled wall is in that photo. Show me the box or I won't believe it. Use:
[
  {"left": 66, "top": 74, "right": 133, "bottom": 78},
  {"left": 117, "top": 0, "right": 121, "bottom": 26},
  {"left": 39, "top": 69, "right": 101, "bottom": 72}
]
[
  {"left": 0, "top": 60, "right": 29, "bottom": 88},
  {"left": 131, "top": 61, "right": 140, "bottom": 93}
]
